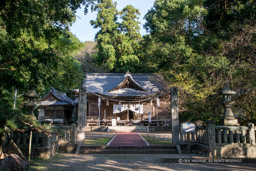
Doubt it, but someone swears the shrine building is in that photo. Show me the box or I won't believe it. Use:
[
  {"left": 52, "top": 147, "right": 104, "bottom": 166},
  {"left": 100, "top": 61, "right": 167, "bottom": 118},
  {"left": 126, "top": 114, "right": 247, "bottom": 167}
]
[{"left": 83, "top": 71, "right": 170, "bottom": 126}]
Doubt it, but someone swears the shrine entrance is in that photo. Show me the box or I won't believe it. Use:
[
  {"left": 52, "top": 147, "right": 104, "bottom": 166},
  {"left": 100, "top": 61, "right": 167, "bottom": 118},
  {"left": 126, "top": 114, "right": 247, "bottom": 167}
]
[
  {"left": 116, "top": 110, "right": 135, "bottom": 121},
  {"left": 129, "top": 110, "right": 134, "bottom": 120}
]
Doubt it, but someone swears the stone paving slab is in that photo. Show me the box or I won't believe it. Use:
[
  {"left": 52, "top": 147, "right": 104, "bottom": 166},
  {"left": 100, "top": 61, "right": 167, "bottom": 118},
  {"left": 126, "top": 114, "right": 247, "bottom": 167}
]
[{"left": 109, "top": 132, "right": 148, "bottom": 146}]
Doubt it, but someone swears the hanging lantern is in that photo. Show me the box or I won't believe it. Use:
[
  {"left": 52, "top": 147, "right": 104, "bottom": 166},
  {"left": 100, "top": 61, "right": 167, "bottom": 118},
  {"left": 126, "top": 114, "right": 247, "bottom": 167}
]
[
  {"left": 98, "top": 97, "right": 101, "bottom": 107},
  {"left": 156, "top": 97, "right": 160, "bottom": 107},
  {"left": 106, "top": 100, "right": 109, "bottom": 106}
]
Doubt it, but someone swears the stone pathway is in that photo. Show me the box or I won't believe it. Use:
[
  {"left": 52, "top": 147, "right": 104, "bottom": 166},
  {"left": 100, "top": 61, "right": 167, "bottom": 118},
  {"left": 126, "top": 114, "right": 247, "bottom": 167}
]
[{"left": 108, "top": 132, "right": 148, "bottom": 146}]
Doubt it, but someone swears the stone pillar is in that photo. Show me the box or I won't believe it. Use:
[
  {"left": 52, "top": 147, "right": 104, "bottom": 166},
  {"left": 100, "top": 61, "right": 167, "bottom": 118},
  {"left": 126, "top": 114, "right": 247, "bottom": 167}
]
[
  {"left": 71, "top": 123, "right": 77, "bottom": 144},
  {"left": 248, "top": 123, "right": 255, "bottom": 145},
  {"left": 206, "top": 120, "right": 215, "bottom": 157},
  {"left": 170, "top": 87, "right": 180, "bottom": 145},
  {"left": 77, "top": 86, "right": 87, "bottom": 143},
  {"left": 206, "top": 121, "right": 215, "bottom": 147}
]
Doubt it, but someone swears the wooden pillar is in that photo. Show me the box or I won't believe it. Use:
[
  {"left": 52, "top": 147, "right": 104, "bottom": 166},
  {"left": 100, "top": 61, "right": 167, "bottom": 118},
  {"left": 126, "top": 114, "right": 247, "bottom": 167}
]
[
  {"left": 77, "top": 86, "right": 87, "bottom": 143},
  {"left": 170, "top": 87, "right": 180, "bottom": 145},
  {"left": 127, "top": 109, "right": 129, "bottom": 121}
]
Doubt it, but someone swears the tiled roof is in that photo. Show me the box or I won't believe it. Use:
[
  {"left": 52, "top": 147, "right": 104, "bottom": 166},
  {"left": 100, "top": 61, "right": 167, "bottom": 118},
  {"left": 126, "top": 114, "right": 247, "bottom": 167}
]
[
  {"left": 83, "top": 73, "right": 168, "bottom": 97},
  {"left": 39, "top": 88, "right": 74, "bottom": 106}
]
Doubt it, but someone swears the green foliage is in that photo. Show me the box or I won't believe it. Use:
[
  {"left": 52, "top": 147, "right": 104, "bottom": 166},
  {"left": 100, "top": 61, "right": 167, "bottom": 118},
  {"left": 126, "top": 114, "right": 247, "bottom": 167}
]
[
  {"left": 91, "top": 1, "right": 142, "bottom": 72},
  {"left": 0, "top": 0, "right": 86, "bottom": 143},
  {"left": 115, "top": 5, "right": 142, "bottom": 72},
  {"left": 90, "top": 0, "right": 118, "bottom": 71},
  {"left": 142, "top": 0, "right": 256, "bottom": 123},
  {"left": 0, "top": 0, "right": 87, "bottom": 40}
]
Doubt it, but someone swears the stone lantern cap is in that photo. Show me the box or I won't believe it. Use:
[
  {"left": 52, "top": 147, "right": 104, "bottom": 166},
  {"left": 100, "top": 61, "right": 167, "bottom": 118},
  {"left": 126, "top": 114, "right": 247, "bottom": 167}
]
[
  {"left": 219, "top": 84, "right": 236, "bottom": 95},
  {"left": 24, "top": 90, "right": 39, "bottom": 98}
]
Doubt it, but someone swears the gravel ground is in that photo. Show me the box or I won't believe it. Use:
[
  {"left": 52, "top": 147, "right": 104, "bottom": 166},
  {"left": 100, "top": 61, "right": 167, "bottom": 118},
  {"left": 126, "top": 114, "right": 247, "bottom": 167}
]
[{"left": 31, "top": 153, "right": 256, "bottom": 171}]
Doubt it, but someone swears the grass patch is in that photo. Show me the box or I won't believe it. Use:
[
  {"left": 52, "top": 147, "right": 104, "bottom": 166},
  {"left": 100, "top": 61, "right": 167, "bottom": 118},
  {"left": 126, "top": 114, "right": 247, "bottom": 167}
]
[
  {"left": 30, "top": 154, "right": 65, "bottom": 170},
  {"left": 142, "top": 135, "right": 172, "bottom": 146},
  {"left": 84, "top": 137, "right": 112, "bottom": 145}
]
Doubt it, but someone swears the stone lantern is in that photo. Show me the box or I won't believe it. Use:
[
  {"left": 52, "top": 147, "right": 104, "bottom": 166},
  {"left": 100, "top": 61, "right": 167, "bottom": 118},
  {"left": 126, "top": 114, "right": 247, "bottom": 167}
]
[
  {"left": 23, "top": 90, "right": 39, "bottom": 115},
  {"left": 23, "top": 89, "right": 39, "bottom": 170},
  {"left": 219, "top": 84, "right": 239, "bottom": 126}
]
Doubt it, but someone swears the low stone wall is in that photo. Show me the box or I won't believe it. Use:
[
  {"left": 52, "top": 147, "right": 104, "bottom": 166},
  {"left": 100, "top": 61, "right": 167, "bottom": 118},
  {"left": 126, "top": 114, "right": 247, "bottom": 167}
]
[
  {"left": 3, "top": 132, "right": 57, "bottom": 159},
  {"left": 189, "top": 122, "right": 256, "bottom": 158},
  {"left": 3, "top": 124, "right": 77, "bottom": 159},
  {"left": 5, "top": 145, "right": 57, "bottom": 159}
]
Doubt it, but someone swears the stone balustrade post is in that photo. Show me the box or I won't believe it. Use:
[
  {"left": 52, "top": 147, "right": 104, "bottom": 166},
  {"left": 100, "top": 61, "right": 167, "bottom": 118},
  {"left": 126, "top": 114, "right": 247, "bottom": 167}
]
[
  {"left": 229, "top": 129, "right": 234, "bottom": 143},
  {"left": 241, "top": 129, "right": 246, "bottom": 144},
  {"left": 206, "top": 121, "right": 215, "bottom": 157},
  {"left": 217, "top": 129, "right": 221, "bottom": 144},
  {"left": 41, "top": 133, "right": 51, "bottom": 147},
  {"left": 235, "top": 130, "right": 240, "bottom": 143},
  {"left": 206, "top": 120, "right": 215, "bottom": 147},
  {"left": 77, "top": 86, "right": 87, "bottom": 143},
  {"left": 170, "top": 87, "right": 180, "bottom": 145},
  {"left": 248, "top": 123, "right": 255, "bottom": 145},
  {"left": 34, "top": 131, "right": 39, "bottom": 146},
  {"left": 223, "top": 129, "right": 228, "bottom": 143},
  {"left": 71, "top": 123, "right": 77, "bottom": 144}
]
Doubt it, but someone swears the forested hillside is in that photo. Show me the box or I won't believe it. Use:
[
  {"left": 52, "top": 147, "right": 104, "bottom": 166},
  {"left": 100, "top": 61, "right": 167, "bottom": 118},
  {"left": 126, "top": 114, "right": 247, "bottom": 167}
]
[{"left": 89, "top": 0, "right": 256, "bottom": 124}]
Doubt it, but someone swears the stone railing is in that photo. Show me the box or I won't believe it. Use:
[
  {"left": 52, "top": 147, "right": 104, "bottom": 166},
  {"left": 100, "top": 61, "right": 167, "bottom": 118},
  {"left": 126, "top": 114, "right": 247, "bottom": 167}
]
[
  {"left": 214, "top": 124, "right": 255, "bottom": 145},
  {"left": 181, "top": 122, "right": 256, "bottom": 146},
  {"left": 4, "top": 131, "right": 55, "bottom": 148},
  {"left": 187, "top": 121, "right": 256, "bottom": 157},
  {"left": 194, "top": 125, "right": 207, "bottom": 144},
  {"left": 52, "top": 123, "right": 76, "bottom": 144},
  {"left": 3, "top": 123, "right": 77, "bottom": 159}
]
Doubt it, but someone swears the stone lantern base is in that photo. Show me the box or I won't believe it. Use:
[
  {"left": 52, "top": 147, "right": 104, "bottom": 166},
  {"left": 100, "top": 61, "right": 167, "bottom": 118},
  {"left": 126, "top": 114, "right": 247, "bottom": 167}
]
[{"left": 224, "top": 119, "right": 240, "bottom": 126}]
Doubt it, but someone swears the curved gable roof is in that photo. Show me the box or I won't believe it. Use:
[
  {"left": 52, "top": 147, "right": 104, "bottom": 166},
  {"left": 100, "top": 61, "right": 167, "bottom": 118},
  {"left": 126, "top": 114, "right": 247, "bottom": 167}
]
[
  {"left": 83, "top": 73, "right": 168, "bottom": 98},
  {"left": 40, "top": 88, "right": 74, "bottom": 106}
]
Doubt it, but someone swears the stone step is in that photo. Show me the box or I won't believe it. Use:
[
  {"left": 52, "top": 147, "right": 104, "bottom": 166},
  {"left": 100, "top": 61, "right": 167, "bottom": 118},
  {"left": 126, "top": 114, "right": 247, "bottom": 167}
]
[
  {"left": 80, "top": 145, "right": 176, "bottom": 150},
  {"left": 79, "top": 145, "right": 178, "bottom": 154}
]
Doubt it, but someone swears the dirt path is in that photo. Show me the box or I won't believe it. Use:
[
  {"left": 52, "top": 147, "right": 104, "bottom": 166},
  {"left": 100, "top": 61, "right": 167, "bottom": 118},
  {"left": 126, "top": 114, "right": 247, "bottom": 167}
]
[{"left": 31, "top": 153, "right": 256, "bottom": 171}]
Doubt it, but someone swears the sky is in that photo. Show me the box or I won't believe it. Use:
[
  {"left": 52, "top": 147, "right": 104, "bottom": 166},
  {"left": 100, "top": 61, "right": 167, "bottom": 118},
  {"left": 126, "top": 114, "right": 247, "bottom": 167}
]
[{"left": 70, "top": 0, "right": 155, "bottom": 42}]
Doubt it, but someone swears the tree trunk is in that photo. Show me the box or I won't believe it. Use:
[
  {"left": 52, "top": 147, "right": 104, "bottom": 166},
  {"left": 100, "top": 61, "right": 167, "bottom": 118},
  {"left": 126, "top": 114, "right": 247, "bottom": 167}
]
[{"left": 0, "top": 133, "right": 4, "bottom": 159}]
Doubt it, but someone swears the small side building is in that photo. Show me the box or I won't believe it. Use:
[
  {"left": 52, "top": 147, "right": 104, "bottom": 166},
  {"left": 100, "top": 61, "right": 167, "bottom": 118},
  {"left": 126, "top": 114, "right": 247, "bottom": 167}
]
[{"left": 38, "top": 88, "right": 75, "bottom": 125}]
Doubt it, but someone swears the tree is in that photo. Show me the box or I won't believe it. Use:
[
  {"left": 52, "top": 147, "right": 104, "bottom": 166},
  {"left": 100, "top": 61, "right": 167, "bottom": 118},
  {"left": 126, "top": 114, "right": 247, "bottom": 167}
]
[
  {"left": 0, "top": 0, "right": 91, "bottom": 158},
  {"left": 142, "top": 0, "right": 256, "bottom": 123},
  {"left": 115, "top": 5, "right": 142, "bottom": 72},
  {"left": 203, "top": 0, "right": 256, "bottom": 122},
  {"left": 91, "top": 1, "right": 142, "bottom": 72},
  {"left": 90, "top": 0, "right": 119, "bottom": 71},
  {"left": 142, "top": 0, "right": 228, "bottom": 122}
]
